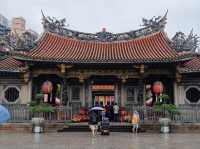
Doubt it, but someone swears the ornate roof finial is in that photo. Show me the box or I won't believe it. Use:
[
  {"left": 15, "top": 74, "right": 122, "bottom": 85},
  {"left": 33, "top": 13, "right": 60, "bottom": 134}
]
[
  {"left": 172, "top": 29, "right": 199, "bottom": 52},
  {"left": 41, "top": 11, "right": 66, "bottom": 34},
  {"left": 41, "top": 12, "right": 168, "bottom": 42},
  {"left": 102, "top": 27, "right": 106, "bottom": 32},
  {"left": 141, "top": 10, "right": 168, "bottom": 31},
  {"left": 41, "top": 10, "right": 45, "bottom": 20}
]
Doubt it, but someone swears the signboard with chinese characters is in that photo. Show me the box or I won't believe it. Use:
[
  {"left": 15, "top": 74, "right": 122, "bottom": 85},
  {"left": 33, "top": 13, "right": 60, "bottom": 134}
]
[{"left": 92, "top": 84, "right": 115, "bottom": 91}]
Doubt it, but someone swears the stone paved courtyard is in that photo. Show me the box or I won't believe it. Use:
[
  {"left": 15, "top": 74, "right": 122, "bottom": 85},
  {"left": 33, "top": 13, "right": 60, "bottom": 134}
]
[{"left": 0, "top": 132, "right": 199, "bottom": 149}]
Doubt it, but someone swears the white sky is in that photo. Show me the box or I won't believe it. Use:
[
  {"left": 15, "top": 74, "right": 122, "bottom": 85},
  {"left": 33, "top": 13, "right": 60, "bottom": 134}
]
[{"left": 0, "top": 0, "right": 200, "bottom": 37}]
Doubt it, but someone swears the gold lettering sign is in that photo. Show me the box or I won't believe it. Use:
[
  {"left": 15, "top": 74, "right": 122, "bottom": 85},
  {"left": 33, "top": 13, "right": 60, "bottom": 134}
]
[{"left": 92, "top": 85, "right": 115, "bottom": 91}]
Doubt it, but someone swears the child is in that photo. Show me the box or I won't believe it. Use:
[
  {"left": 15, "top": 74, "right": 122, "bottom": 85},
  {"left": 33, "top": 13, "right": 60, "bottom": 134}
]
[{"left": 131, "top": 111, "right": 140, "bottom": 133}]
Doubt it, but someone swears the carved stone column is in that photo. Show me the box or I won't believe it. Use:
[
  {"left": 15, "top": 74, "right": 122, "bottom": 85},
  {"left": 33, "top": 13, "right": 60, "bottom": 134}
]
[
  {"left": 62, "top": 77, "right": 68, "bottom": 106},
  {"left": 137, "top": 78, "right": 144, "bottom": 105},
  {"left": 137, "top": 64, "right": 145, "bottom": 105},
  {"left": 59, "top": 64, "right": 73, "bottom": 106},
  {"left": 120, "top": 82, "right": 126, "bottom": 107}
]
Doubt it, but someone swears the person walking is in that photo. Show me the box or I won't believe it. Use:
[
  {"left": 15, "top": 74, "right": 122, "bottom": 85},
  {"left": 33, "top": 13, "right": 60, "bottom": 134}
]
[
  {"left": 105, "top": 102, "right": 111, "bottom": 120},
  {"left": 88, "top": 111, "right": 98, "bottom": 137},
  {"left": 131, "top": 111, "right": 140, "bottom": 133},
  {"left": 113, "top": 103, "right": 119, "bottom": 122}
]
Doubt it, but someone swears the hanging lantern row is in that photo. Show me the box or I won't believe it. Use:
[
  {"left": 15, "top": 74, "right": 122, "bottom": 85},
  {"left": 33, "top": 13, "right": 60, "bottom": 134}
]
[{"left": 41, "top": 81, "right": 53, "bottom": 94}]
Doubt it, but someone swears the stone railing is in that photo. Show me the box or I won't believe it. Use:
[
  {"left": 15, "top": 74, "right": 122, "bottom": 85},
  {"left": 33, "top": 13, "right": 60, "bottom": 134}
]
[
  {"left": 2, "top": 104, "right": 200, "bottom": 123},
  {"left": 2, "top": 104, "right": 72, "bottom": 123},
  {"left": 126, "top": 104, "right": 200, "bottom": 123}
]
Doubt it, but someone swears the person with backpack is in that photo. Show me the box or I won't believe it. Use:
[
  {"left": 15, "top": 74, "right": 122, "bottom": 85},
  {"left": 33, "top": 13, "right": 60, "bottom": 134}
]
[{"left": 88, "top": 111, "right": 98, "bottom": 137}]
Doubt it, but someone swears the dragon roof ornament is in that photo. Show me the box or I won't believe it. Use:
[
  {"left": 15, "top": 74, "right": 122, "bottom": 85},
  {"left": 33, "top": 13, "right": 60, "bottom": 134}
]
[
  {"left": 172, "top": 29, "right": 199, "bottom": 52},
  {"left": 141, "top": 10, "right": 167, "bottom": 31},
  {"left": 41, "top": 11, "right": 168, "bottom": 42}
]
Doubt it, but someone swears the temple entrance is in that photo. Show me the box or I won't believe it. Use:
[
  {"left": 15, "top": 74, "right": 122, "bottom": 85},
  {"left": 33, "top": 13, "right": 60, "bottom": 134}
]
[
  {"left": 91, "top": 84, "right": 115, "bottom": 106},
  {"left": 92, "top": 91, "right": 115, "bottom": 106},
  {"left": 89, "top": 76, "right": 120, "bottom": 107}
]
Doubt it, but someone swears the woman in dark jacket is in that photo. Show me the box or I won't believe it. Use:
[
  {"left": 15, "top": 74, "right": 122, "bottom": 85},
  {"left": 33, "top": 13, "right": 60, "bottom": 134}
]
[{"left": 88, "top": 111, "right": 98, "bottom": 136}]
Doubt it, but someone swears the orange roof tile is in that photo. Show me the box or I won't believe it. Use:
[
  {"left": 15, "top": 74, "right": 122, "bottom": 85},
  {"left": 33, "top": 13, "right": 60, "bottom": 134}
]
[
  {"left": 0, "top": 56, "right": 24, "bottom": 72},
  {"left": 21, "top": 31, "right": 180, "bottom": 64},
  {"left": 179, "top": 55, "right": 200, "bottom": 73}
]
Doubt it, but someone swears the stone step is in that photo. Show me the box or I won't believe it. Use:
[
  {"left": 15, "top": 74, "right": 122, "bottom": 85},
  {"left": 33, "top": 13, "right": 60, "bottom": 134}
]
[{"left": 57, "top": 124, "right": 135, "bottom": 132}]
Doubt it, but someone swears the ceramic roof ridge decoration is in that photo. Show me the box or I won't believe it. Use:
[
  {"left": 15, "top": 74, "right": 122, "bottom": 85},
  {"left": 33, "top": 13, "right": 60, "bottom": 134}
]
[
  {"left": 41, "top": 11, "right": 168, "bottom": 42},
  {"left": 171, "top": 29, "right": 199, "bottom": 52}
]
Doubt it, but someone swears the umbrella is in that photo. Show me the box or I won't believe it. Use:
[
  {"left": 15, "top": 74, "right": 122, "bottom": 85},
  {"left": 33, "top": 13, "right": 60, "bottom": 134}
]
[
  {"left": 90, "top": 106, "right": 104, "bottom": 111},
  {"left": 0, "top": 105, "right": 10, "bottom": 123}
]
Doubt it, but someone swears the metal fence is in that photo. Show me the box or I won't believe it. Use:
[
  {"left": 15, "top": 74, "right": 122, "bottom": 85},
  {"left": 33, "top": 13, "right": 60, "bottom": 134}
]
[
  {"left": 2, "top": 104, "right": 72, "bottom": 123},
  {"left": 2, "top": 104, "right": 200, "bottom": 123},
  {"left": 127, "top": 104, "right": 200, "bottom": 123}
]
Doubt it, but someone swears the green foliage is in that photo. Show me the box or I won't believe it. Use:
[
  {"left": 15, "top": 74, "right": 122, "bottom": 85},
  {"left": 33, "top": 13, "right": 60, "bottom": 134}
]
[
  {"left": 144, "top": 95, "right": 150, "bottom": 101},
  {"left": 157, "top": 93, "right": 170, "bottom": 104},
  {"left": 55, "top": 84, "right": 61, "bottom": 97},
  {"left": 35, "top": 93, "right": 44, "bottom": 100},
  {"left": 29, "top": 103, "right": 55, "bottom": 113},
  {"left": 29, "top": 101, "right": 38, "bottom": 107},
  {"left": 35, "top": 93, "right": 44, "bottom": 104},
  {"left": 29, "top": 93, "right": 55, "bottom": 113},
  {"left": 153, "top": 93, "right": 178, "bottom": 116},
  {"left": 154, "top": 103, "right": 178, "bottom": 113}
]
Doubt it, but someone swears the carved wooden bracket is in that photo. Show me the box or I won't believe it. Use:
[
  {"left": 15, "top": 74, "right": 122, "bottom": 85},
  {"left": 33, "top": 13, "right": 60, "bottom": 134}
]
[
  {"left": 139, "top": 64, "right": 145, "bottom": 74},
  {"left": 133, "top": 64, "right": 145, "bottom": 74},
  {"left": 120, "top": 71, "right": 129, "bottom": 83},
  {"left": 176, "top": 65, "right": 182, "bottom": 83},
  {"left": 23, "top": 72, "right": 30, "bottom": 83},
  {"left": 58, "top": 64, "right": 73, "bottom": 74},
  {"left": 78, "top": 71, "right": 89, "bottom": 83},
  {"left": 176, "top": 72, "right": 182, "bottom": 83},
  {"left": 60, "top": 64, "right": 65, "bottom": 73}
]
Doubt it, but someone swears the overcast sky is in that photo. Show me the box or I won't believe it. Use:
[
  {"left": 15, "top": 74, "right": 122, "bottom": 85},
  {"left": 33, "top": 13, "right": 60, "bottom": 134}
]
[{"left": 0, "top": 0, "right": 200, "bottom": 37}]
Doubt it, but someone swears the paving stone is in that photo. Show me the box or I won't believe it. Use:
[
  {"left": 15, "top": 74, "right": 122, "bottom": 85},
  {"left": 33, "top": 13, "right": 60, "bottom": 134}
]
[{"left": 0, "top": 132, "right": 199, "bottom": 149}]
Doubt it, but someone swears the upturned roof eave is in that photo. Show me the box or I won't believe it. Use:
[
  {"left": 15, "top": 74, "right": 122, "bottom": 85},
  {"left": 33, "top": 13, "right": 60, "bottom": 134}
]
[
  {"left": 14, "top": 55, "right": 184, "bottom": 65},
  {"left": 0, "top": 69, "right": 22, "bottom": 73},
  {"left": 179, "top": 69, "right": 200, "bottom": 74}
]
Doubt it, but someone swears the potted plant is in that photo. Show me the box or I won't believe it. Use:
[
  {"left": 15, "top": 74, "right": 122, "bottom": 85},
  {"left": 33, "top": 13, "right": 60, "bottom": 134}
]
[
  {"left": 153, "top": 93, "right": 178, "bottom": 133},
  {"left": 29, "top": 93, "right": 55, "bottom": 133}
]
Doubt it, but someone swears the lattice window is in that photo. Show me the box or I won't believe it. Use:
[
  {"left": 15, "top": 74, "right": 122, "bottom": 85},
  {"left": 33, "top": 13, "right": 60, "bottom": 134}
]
[
  {"left": 3, "top": 86, "right": 20, "bottom": 103},
  {"left": 127, "top": 86, "right": 137, "bottom": 103},
  {"left": 71, "top": 86, "right": 80, "bottom": 101},
  {"left": 185, "top": 86, "right": 200, "bottom": 104}
]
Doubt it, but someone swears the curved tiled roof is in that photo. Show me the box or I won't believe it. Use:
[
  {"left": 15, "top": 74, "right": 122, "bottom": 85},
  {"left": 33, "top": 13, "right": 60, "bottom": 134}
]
[
  {"left": 179, "top": 55, "right": 200, "bottom": 73},
  {"left": 0, "top": 56, "right": 25, "bottom": 72},
  {"left": 19, "top": 31, "right": 180, "bottom": 64}
]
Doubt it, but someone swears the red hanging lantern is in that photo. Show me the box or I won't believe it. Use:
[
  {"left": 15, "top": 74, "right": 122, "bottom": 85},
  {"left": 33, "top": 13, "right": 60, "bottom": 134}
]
[
  {"left": 41, "top": 81, "right": 53, "bottom": 94},
  {"left": 152, "top": 81, "right": 163, "bottom": 94}
]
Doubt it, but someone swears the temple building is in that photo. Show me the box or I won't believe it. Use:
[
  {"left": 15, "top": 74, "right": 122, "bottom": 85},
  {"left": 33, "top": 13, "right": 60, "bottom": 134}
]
[{"left": 0, "top": 13, "right": 200, "bottom": 114}]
